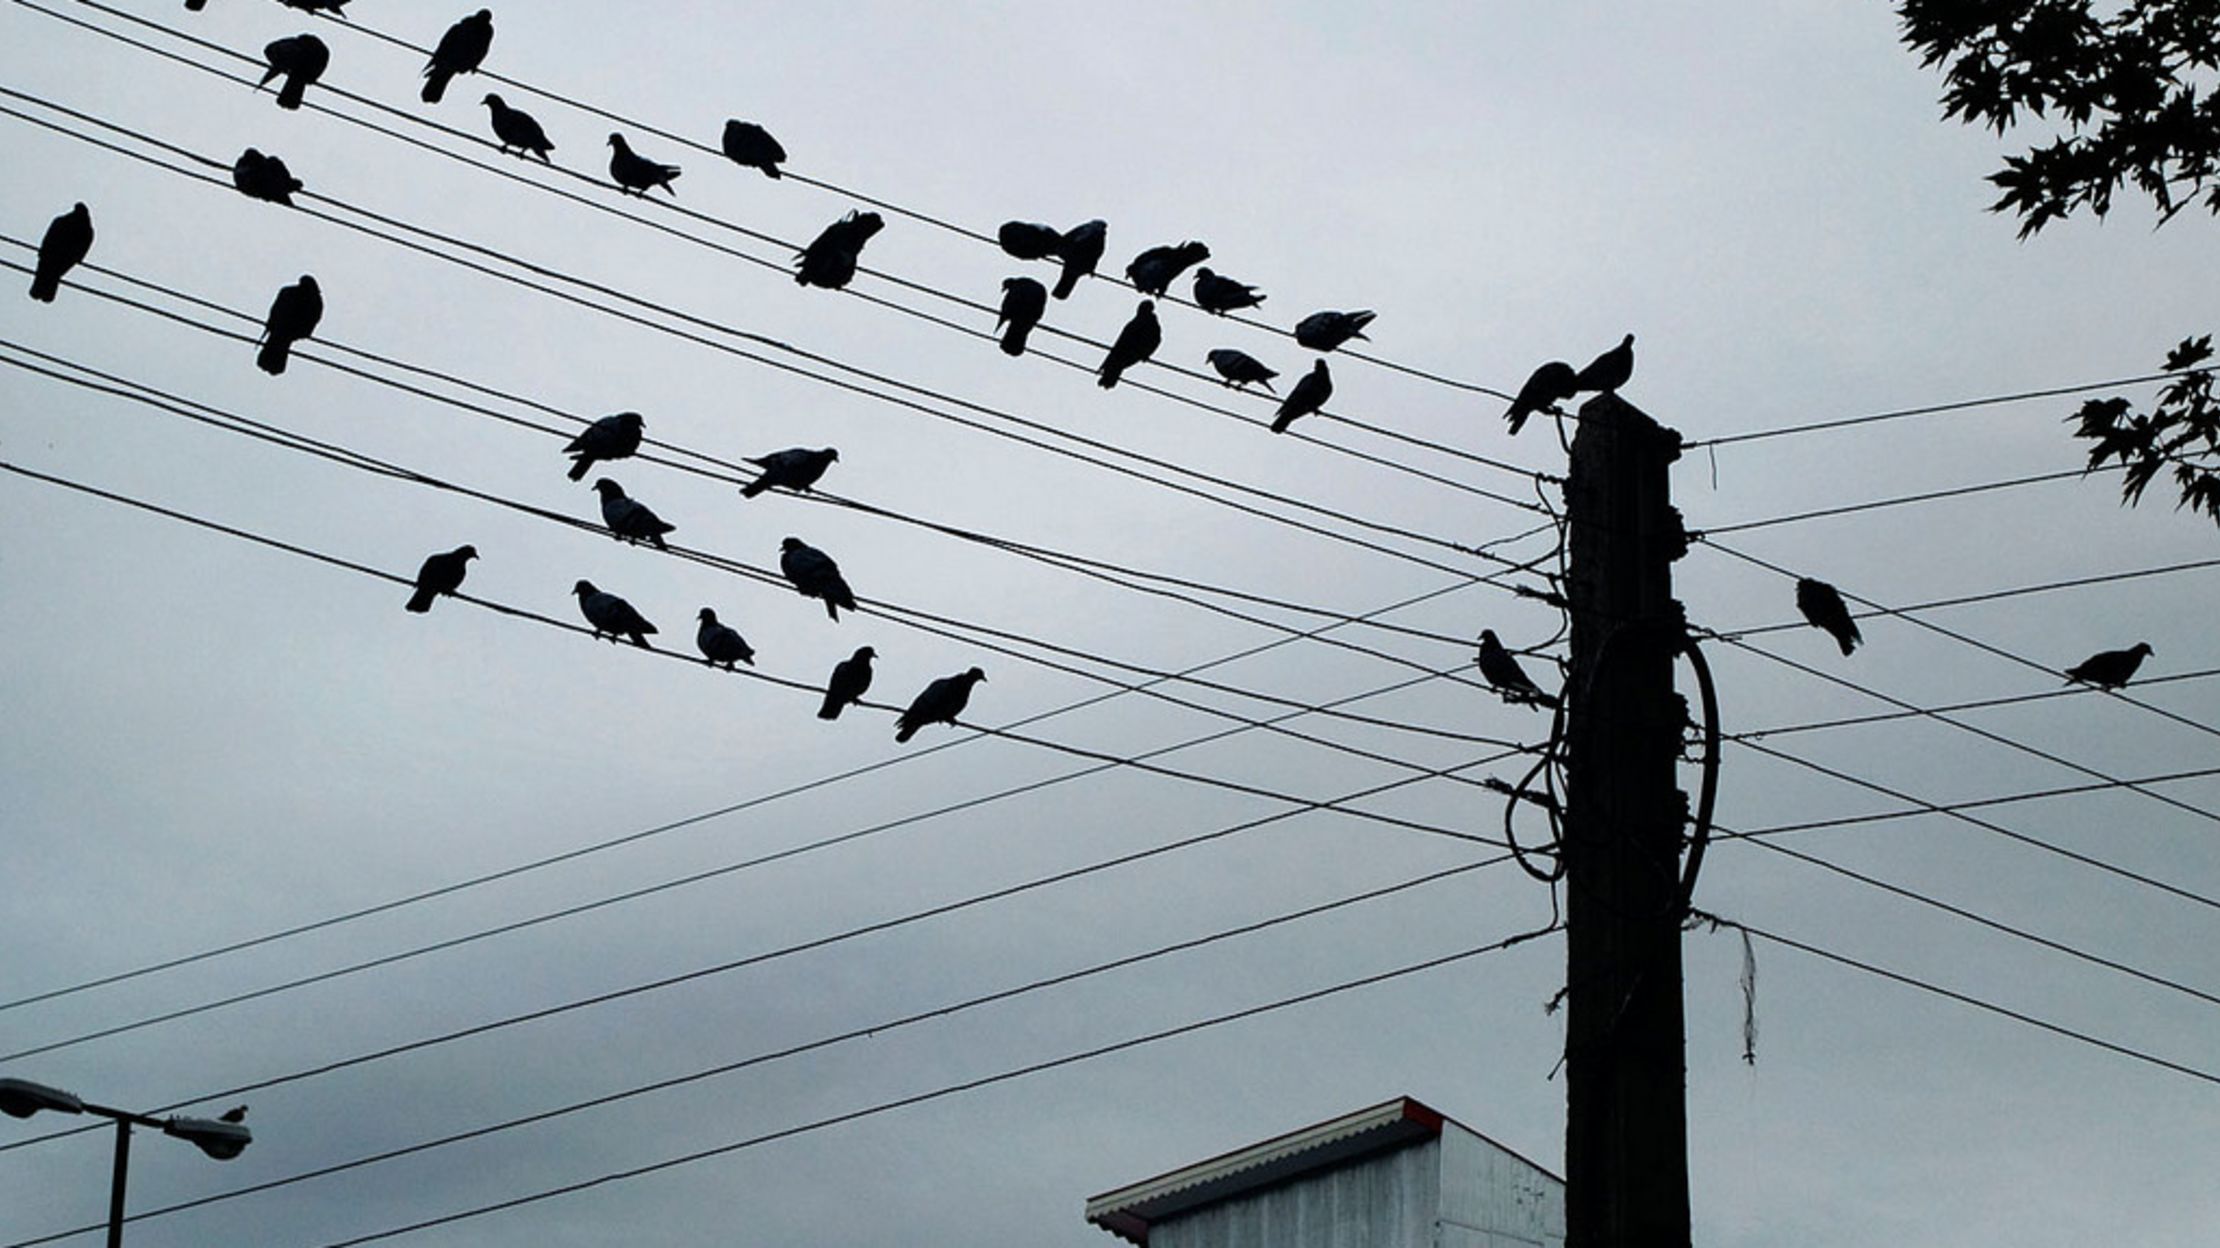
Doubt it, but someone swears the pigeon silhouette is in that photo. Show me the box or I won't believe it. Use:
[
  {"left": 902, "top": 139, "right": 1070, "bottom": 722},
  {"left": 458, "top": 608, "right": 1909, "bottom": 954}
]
[
  {"left": 1272, "top": 359, "right": 1332, "bottom": 433},
  {"left": 740, "top": 447, "right": 838, "bottom": 498},
  {"left": 1294, "top": 310, "right": 1375, "bottom": 352},
  {"left": 565, "top": 411, "right": 643, "bottom": 481},
  {"left": 2065, "top": 642, "right": 2153, "bottom": 689},
  {"left": 405, "top": 544, "right": 476, "bottom": 613},
  {"left": 256, "top": 275, "right": 322, "bottom": 375},
  {"left": 218, "top": 1106, "right": 247, "bottom": 1123},
  {"left": 1192, "top": 267, "right": 1265, "bottom": 315},
  {"left": 997, "top": 220, "right": 1063, "bottom": 261},
  {"left": 1477, "top": 629, "right": 1558, "bottom": 709},
  {"left": 1205, "top": 347, "right": 1277, "bottom": 393},
  {"left": 572, "top": 580, "right": 656, "bottom": 647},
  {"left": 259, "top": 35, "right": 329, "bottom": 111},
  {"left": 794, "top": 210, "right": 884, "bottom": 290},
  {"left": 819, "top": 645, "right": 875, "bottom": 719},
  {"left": 1097, "top": 300, "right": 1161, "bottom": 389},
  {"left": 607, "top": 133, "right": 679, "bottom": 196},
  {"left": 481, "top": 94, "right": 553, "bottom": 162},
  {"left": 1052, "top": 218, "right": 1107, "bottom": 300},
  {"left": 593, "top": 478, "right": 675, "bottom": 549},
  {"left": 895, "top": 667, "right": 986, "bottom": 743},
  {"left": 1126, "top": 241, "right": 1209, "bottom": 297},
  {"left": 421, "top": 10, "right": 492, "bottom": 104},
  {"left": 1573, "top": 334, "right": 1634, "bottom": 394},
  {"left": 780, "top": 536, "right": 857, "bottom": 620},
  {"left": 996, "top": 276, "right": 1048, "bottom": 357},
  {"left": 695, "top": 607, "right": 756, "bottom": 669},
  {"left": 1795, "top": 578, "right": 1861, "bottom": 657},
  {"left": 275, "top": 0, "right": 348, "bottom": 14},
  {"left": 1503, "top": 360, "right": 1578, "bottom": 436},
  {"left": 720, "top": 120, "right": 786, "bottom": 178},
  {"left": 185, "top": 0, "right": 205, "bottom": 10},
  {"left": 28, "top": 203, "right": 92, "bottom": 303},
  {"left": 232, "top": 150, "right": 304, "bottom": 204}
]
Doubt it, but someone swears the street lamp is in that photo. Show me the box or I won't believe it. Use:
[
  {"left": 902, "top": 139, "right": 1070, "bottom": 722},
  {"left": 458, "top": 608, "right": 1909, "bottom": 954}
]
[{"left": 0, "top": 1076, "right": 252, "bottom": 1246}]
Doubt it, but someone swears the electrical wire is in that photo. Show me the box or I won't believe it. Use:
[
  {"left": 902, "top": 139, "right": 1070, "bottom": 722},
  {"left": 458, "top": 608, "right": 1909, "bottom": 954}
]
[
  {"left": 1687, "top": 368, "right": 2207, "bottom": 449},
  {"left": 1732, "top": 666, "right": 2220, "bottom": 742},
  {"left": 1707, "top": 556, "right": 2220, "bottom": 643},
  {"left": 1717, "top": 763, "right": 2220, "bottom": 842},
  {"left": 1695, "top": 463, "right": 2121, "bottom": 536}
]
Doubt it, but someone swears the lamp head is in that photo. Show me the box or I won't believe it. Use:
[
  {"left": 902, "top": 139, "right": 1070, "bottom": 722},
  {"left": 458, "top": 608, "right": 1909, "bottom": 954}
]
[
  {"left": 164, "top": 1116, "right": 252, "bottom": 1161},
  {"left": 0, "top": 1078, "right": 84, "bottom": 1119}
]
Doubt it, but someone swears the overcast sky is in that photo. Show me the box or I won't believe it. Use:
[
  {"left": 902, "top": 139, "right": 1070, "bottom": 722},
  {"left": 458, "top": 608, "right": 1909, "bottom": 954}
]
[{"left": 2, "top": 3, "right": 2216, "bottom": 1246}]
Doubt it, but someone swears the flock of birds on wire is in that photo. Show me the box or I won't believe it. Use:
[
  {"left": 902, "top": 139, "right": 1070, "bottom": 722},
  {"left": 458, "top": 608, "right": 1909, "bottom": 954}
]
[{"left": 20, "top": 1, "right": 2166, "bottom": 741}]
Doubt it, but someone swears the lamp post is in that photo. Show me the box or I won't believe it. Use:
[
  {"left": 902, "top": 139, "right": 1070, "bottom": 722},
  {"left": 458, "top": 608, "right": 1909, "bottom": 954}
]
[{"left": 0, "top": 1077, "right": 251, "bottom": 1247}]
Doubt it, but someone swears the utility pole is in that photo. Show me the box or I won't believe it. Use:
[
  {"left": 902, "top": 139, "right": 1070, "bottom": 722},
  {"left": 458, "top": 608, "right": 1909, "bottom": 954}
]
[{"left": 1560, "top": 391, "right": 1692, "bottom": 1248}]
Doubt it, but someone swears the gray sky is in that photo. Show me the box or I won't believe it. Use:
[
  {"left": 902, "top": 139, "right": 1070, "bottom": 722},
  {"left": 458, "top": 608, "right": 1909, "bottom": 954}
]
[{"left": 2, "top": 2, "right": 2216, "bottom": 1246}]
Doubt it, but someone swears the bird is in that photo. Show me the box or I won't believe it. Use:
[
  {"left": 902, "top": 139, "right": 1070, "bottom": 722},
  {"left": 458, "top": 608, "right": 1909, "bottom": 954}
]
[
  {"left": 275, "top": 0, "right": 348, "bottom": 14},
  {"left": 1205, "top": 347, "right": 1277, "bottom": 393},
  {"left": 694, "top": 608, "right": 756, "bottom": 669},
  {"left": 794, "top": 210, "right": 884, "bottom": 290},
  {"left": 1097, "top": 300, "right": 1161, "bottom": 389},
  {"left": 606, "top": 133, "right": 680, "bottom": 196},
  {"left": 593, "top": 478, "right": 675, "bottom": 549},
  {"left": 996, "top": 276, "right": 1048, "bottom": 356},
  {"left": 28, "top": 203, "right": 92, "bottom": 303},
  {"left": 217, "top": 1106, "right": 248, "bottom": 1123},
  {"left": 185, "top": 0, "right": 206, "bottom": 10},
  {"left": 258, "top": 34, "right": 330, "bottom": 111},
  {"left": 1294, "top": 309, "right": 1376, "bottom": 352},
  {"left": 818, "top": 645, "right": 876, "bottom": 719},
  {"left": 1052, "top": 218, "right": 1107, "bottom": 300},
  {"left": 1503, "top": 360, "right": 1578, "bottom": 436},
  {"left": 780, "top": 537, "right": 857, "bottom": 621},
  {"left": 1126, "top": 241, "right": 1209, "bottom": 297},
  {"left": 720, "top": 120, "right": 786, "bottom": 177},
  {"left": 1272, "top": 359, "right": 1332, "bottom": 433},
  {"left": 740, "top": 447, "right": 838, "bottom": 498},
  {"left": 1192, "top": 267, "right": 1265, "bottom": 315},
  {"left": 564, "top": 411, "right": 644, "bottom": 481},
  {"left": 1794, "top": 578, "right": 1861, "bottom": 657},
  {"left": 997, "top": 220, "right": 1063, "bottom": 261},
  {"left": 256, "top": 276, "right": 322, "bottom": 375},
  {"left": 1476, "top": 629, "right": 1558, "bottom": 709},
  {"left": 2065, "top": 642, "right": 2153, "bottom": 689},
  {"left": 481, "top": 94, "right": 553, "bottom": 162},
  {"left": 572, "top": 580, "right": 656, "bottom": 647},
  {"left": 1572, "top": 333, "right": 1635, "bottom": 394},
  {"left": 895, "top": 667, "right": 987, "bottom": 743},
  {"left": 421, "top": 10, "right": 492, "bottom": 104},
  {"left": 405, "top": 544, "right": 477, "bottom": 613},
  {"left": 231, "top": 149, "right": 303, "bottom": 204}
]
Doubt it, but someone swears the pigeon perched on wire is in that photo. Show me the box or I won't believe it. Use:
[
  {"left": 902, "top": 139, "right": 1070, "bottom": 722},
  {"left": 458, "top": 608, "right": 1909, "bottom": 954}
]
[
  {"left": 1192, "top": 267, "right": 1265, "bottom": 315},
  {"left": 780, "top": 537, "right": 857, "bottom": 620},
  {"left": 1573, "top": 334, "right": 1634, "bottom": 394},
  {"left": 1503, "top": 360, "right": 1578, "bottom": 436},
  {"left": 695, "top": 608, "right": 756, "bottom": 669},
  {"left": 421, "top": 10, "right": 492, "bottom": 104},
  {"left": 740, "top": 447, "right": 838, "bottom": 498},
  {"left": 818, "top": 645, "right": 875, "bottom": 719},
  {"left": 231, "top": 150, "right": 304, "bottom": 204},
  {"left": 996, "top": 276, "right": 1048, "bottom": 357},
  {"left": 573, "top": 580, "right": 656, "bottom": 647},
  {"left": 1477, "top": 629, "right": 1558, "bottom": 709},
  {"left": 218, "top": 1106, "right": 248, "bottom": 1124},
  {"left": 1205, "top": 348, "right": 1277, "bottom": 393},
  {"left": 1052, "top": 218, "right": 1107, "bottom": 300},
  {"left": 895, "top": 667, "right": 986, "bottom": 743},
  {"left": 2065, "top": 642, "right": 2153, "bottom": 689},
  {"left": 481, "top": 94, "right": 553, "bottom": 162},
  {"left": 259, "top": 34, "right": 329, "bottom": 111},
  {"left": 593, "top": 478, "right": 675, "bottom": 549},
  {"left": 276, "top": 0, "right": 348, "bottom": 14},
  {"left": 256, "top": 276, "right": 322, "bottom": 375},
  {"left": 564, "top": 411, "right": 644, "bottom": 481},
  {"left": 1126, "top": 241, "right": 1209, "bottom": 297},
  {"left": 1097, "top": 300, "right": 1161, "bottom": 389},
  {"left": 795, "top": 210, "right": 884, "bottom": 290},
  {"left": 27, "top": 203, "right": 92, "bottom": 303},
  {"left": 1294, "top": 309, "right": 1375, "bottom": 352},
  {"left": 1271, "top": 359, "right": 1332, "bottom": 433},
  {"left": 405, "top": 544, "right": 476, "bottom": 613},
  {"left": 997, "top": 221, "right": 1063, "bottom": 261},
  {"left": 720, "top": 120, "right": 785, "bottom": 178},
  {"left": 606, "top": 133, "right": 679, "bottom": 196},
  {"left": 1795, "top": 578, "right": 1861, "bottom": 657}
]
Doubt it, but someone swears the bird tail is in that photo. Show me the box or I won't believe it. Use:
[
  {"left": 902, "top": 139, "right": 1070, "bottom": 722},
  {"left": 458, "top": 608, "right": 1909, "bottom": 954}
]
[
  {"left": 761, "top": 165, "right": 781, "bottom": 180},
  {"left": 567, "top": 456, "right": 591, "bottom": 482},
  {"left": 895, "top": 719, "right": 917, "bottom": 743},
  {"left": 1098, "top": 367, "right": 1119, "bottom": 390},
  {"left": 824, "top": 597, "right": 841, "bottom": 622},
  {"left": 1053, "top": 265, "right": 1081, "bottom": 301},
  {"left": 1270, "top": 412, "right": 1295, "bottom": 434},
  {"left": 257, "top": 340, "right": 290, "bottom": 375},
  {"left": 817, "top": 697, "right": 844, "bottom": 720},
  {"left": 1000, "top": 324, "right": 1031, "bottom": 356},
  {"left": 629, "top": 632, "right": 650, "bottom": 649},
  {"left": 186, "top": 0, "right": 206, "bottom": 8},
  {"left": 405, "top": 587, "right": 437, "bottom": 613},
  {"left": 28, "top": 272, "right": 58, "bottom": 302},
  {"left": 277, "top": 78, "right": 307, "bottom": 110},
  {"left": 422, "top": 68, "right": 452, "bottom": 104},
  {"left": 1836, "top": 632, "right": 1858, "bottom": 658},
  {"left": 740, "top": 477, "right": 771, "bottom": 498},
  {"left": 1504, "top": 403, "right": 1531, "bottom": 436}
]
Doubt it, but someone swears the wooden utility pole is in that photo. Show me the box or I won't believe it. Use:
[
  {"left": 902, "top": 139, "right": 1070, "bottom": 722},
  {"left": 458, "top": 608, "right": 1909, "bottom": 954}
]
[{"left": 1561, "top": 392, "right": 1691, "bottom": 1248}]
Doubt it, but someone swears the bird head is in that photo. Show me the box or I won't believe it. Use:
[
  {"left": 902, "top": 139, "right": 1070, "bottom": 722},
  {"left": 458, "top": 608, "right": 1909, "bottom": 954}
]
[
  {"left": 1179, "top": 241, "right": 1209, "bottom": 262},
  {"left": 966, "top": 667, "right": 987, "bottom": 682},
  {"left": 607, "top": 133, "right": 625, "bottom": 149},
  {"left": 298, "top": 275, "right": 319, "bottom": 291},
  {"left": 571, "top": 580, "right": 596, "bottom": 597},
  {"left": 456, "top": 545, "right": 479, "bottom": 561},
  {"left": 1194, "top": 267, "right": 1215, "bottom": 281},
  {"left": 2134, "top": 642, "right": 2154, "bottom": 657},
  {"left": 1479, "top": 629, "right": 1501, "bottom": 646},
  {"left": 780, "top": 537, "right": 804, "bottom": 552},
  {"left": 592, "top": 478, "right": 622, "bottom": 497},
  {"left": 482, "top": 93, "right": 503, "bottom": 107},
  {"left": 698, "top": 607, "right": 717, "bottom": 623},
  {"left": 615, "top": 411, "right": 643, "bottom": 430},
  {"left": 856, "top": 646, "right": 877, "bottom": 661},
  {"left": 820, "top": 447, "right": 840, "bottom": 462},
  {"left": 1138, "top": 300, "right": 1156, "bottom": 315}
]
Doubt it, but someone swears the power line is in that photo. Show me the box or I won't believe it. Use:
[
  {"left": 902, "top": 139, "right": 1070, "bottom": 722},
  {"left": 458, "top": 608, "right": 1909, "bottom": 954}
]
[
  {"left": 1733, "top": 666, "right": 2220, "bottom": 741},
  {"left": 1717, "top": 764, "right": 2220, "bottom": 843},
  {"left": 1694, "top": 464, "right": 2120, "bottom": 536},
  {"left": 1687, "top": 368, "right": 2205, "bottom": 449},
  {"left": 1708, "top": 556, "right": 2220, "bottom": 643}
]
